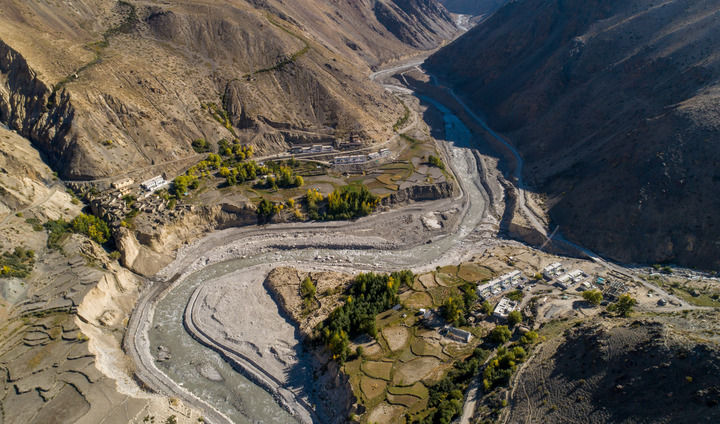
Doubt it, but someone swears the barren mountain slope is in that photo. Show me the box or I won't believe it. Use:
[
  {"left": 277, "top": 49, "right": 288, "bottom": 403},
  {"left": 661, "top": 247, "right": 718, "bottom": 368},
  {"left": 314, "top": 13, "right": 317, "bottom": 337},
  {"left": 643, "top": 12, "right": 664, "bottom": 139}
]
[
  {"left": 427, "top": 0, "right": 720, "bottom": 270},
  {"left": 0, "top": 0, "right": 455, "bottom": 180},
  {"left": 507, "top": 317, "right": 720, "bottom": 423}
]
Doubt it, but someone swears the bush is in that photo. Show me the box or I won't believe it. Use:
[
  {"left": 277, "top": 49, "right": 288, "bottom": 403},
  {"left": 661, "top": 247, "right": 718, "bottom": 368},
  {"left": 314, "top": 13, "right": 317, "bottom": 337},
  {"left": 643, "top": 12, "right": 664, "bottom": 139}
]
[
  {"left": 428, "top": 154, "right": 445, "bottom": 170},
  {"left": 422, "top": 348, "right": 489, "bottom": 424},
  {"left": 44, "top": 219, "right": 71, "bottom": 249},
  {"left": 71, "top": 214, "right": 111, "bottom": 244},
  {"left": 0, "top": 247, "right": 35, "bottom": 278},
  {"left": 301, "top": 276, "right": 316, "bottom": 302},
  {"left": 489, "top": 325, "right": 512, "bottom": 344},
  {"left": 191, "top": 138, "right": 211, "bottom": 153},
  {"left": 520, "top": 330, "right": 539, "bottom": 346},
  {"left": 507, "top": 289, "right": 524, "bottom": 302},
  {"left": 582, "top": 289, "right": 603, "bottom": 306},
  {"left": 325, "top": 185, "right": 378, "bottom": 220},
  {"left": 507, "top": 310, "right": 522, "bottom": 327},
  {"left": 607, "top": 294, "right": 637, "bottom": 317}
]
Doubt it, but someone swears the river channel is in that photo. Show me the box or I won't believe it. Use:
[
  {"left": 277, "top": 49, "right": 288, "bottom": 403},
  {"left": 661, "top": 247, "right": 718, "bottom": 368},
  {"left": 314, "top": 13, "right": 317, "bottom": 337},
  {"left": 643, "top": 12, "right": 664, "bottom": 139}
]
[{"left": 146, "top": 66, "right": 498, "bottom": 423}]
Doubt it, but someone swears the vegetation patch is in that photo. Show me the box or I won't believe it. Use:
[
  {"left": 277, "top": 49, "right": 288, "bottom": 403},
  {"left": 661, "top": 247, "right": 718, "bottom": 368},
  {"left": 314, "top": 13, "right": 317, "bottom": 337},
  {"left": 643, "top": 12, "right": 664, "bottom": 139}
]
[
  {"left": 387, "top": 393, "right": 421, "bottom": 408},
  {"left": 317, "top": 271, "right": 412, "bottom": 362},
  {"left": 382, "top": 326, "right": 410, "bottom": 353},
  {"left": 362, "top": 360, "right": 393, "bottom": 381},
  {"left": 387, "top": 382, "right": 429, "bottom": 399},
  {"left": 360, "top": 376, "right": 387, "bottom": 402},
  {"left": 457, "top": 263, "right": 493, "bottom": 282},
  {"left": 0, "top": 247, "right": 35, "bottom": 278},
  {"left": 403, "top": 292, "right": 433, "bottom": 309},
  {"left": 393, "top": 357, "right": 441, "bottom": 386},
  {"left": 410, "top": 338, "right": 444, "bottom": 359}
]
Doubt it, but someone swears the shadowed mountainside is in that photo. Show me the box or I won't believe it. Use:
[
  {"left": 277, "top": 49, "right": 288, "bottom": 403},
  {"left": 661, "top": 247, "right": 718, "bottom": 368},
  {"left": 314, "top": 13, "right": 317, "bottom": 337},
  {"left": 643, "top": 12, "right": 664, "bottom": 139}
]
[
  {"left": 439, "top": 0, "right": 507, "bottom": 16},
  {"left": 427, "top": 0, "right": 720, "bottom": 270}
]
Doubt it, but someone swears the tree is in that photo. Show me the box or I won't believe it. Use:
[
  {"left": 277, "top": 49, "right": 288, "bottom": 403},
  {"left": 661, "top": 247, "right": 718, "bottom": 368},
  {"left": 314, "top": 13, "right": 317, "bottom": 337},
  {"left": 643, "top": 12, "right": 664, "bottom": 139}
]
[
  {"left": 489, "top": 325, "right": 511, "bottom": 344},
  {"left": 582, "top": 289, "right": 603, "bottom": 306},
  {"left": 428, "top": 154, "right": 445, "bottom": 170},
  {"left": 519, "top": 330, "right": 539, "bottom": 346},
  {"left": 507, "top": 289, "right": 524, "bottom": 302},
  {"left": 191, "top": 138, "right": 210, "bottom": 153},
  {"left": 294, "top": 175, "right": 304, "bottom": 187},
  {"left": 71, "top": 213, "right": 110, "bottom": 244},
  {"left": 443, "top": 296, "right": 465, "bottom": 324},
  {"left": 301, "top": 276, "right": 316, "bottom": 299},
  {"left": 480, "top": 300, "right": 493, "bottom": 315},
  {"left": 507, "top": 310, "right": 522, "bottom": 327},
  {"left": 607, "top": 294, "right": 637, "bottom": 317}
]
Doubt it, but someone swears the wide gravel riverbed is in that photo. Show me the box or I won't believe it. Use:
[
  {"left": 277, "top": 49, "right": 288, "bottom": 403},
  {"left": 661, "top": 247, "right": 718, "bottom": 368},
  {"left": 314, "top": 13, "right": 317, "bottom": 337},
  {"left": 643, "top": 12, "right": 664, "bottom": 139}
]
[{"left": 142, "top": 63, "right": 503, "bottom": 423}]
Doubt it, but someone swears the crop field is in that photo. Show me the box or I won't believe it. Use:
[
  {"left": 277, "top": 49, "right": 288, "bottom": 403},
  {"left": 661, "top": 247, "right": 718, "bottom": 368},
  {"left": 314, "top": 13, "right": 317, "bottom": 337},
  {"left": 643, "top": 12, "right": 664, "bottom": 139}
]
[{"left": 341, "top": 264, "right": 500, "bottom": 423}]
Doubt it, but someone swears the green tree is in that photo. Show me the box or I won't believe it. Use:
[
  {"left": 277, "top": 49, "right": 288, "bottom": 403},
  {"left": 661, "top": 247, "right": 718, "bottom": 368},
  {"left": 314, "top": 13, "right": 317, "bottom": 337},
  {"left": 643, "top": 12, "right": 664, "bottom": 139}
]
[
  {"left": 71, "top": 214, "right": 110, "bottom": 244},
  {"left": 607, "top": 294, "right": 637, "bottom": 317},
  {"left": 507, "top": 310, "right": 522, "bottom": 327},
  {"left": 294, "top": 175, "right": 304, "bottom": 187},
  {"left": 428, "top": 154, "right": 445, "bottom": 170},
  {"left": 191, "top": 138, "right": 210, "bottom": 153},
  {"left": 301, "top": 276, "right": 316, "bottom": 299},
  {"left": 519, "top": 330, "right": 539, "bottom": 346},
  {"left": 582, "top": 289, "right": 603, "bottom": 306},
  {"left": 480, "top": 300, "right": 493, "bottom": 315},
  {"left": 489, "top": 325, "right": 512, "bottom": 344},
  {"left": 443, "top": 296, "right": 465, "bottom": 324}
]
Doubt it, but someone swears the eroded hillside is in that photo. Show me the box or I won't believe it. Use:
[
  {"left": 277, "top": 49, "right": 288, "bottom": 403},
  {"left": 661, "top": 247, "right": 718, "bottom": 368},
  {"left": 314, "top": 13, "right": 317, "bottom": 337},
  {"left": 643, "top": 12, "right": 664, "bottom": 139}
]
[
  {"left": 0, "top": 0, "right": 456, "bottom": 180},
  {"left": 427, "top": 0, "right": 720, "bottom": 270}
]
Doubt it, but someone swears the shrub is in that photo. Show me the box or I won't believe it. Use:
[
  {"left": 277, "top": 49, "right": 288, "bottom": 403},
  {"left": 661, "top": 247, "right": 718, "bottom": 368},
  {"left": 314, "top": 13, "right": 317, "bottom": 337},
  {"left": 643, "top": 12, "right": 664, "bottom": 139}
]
[
  {"left": 607, "top": 294, "right": 637, "bottom": 317},
  {"left": 0, "top": 247, "right": 36, "bottom": 278},
  {"left": 507, "top": 310, "right": 522, "bottom": 327},
  {"left": 582, "top": 289, "right": 603, "bottom": 306},
  {"left": 191, "top": 138, "right": 210, "bottom": 153},
  {"left": 71, "top": 214, "right": 111, "bottom": 244},
  {"left": 489, "top": 325, "right": 512, "bottom": 344},
  {"left": 428, "top": 154, "right": 445, "bottom": 170}
]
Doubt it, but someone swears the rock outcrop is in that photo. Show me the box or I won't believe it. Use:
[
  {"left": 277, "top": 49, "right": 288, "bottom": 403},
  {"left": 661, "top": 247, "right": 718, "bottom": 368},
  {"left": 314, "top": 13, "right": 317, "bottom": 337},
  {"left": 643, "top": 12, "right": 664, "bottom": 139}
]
[
  {"left": 427, "top": 0, "right": 720, "bottom": 269},
  {"left": 381, "top": 181, "right": 455, "bottom": 206}
]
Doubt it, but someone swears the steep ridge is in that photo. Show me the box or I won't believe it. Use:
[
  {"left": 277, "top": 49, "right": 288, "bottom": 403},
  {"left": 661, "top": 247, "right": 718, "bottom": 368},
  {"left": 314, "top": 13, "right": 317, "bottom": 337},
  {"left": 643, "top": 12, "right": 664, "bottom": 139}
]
[
  {"left": 0, "top": 0, "right": 455, "bottom": 180},
  {"left": 427, "top": 0, "right": 720, "bottom": 270},
  {"left": 439, "top": 0, "right": 507, "bottom": 16}
]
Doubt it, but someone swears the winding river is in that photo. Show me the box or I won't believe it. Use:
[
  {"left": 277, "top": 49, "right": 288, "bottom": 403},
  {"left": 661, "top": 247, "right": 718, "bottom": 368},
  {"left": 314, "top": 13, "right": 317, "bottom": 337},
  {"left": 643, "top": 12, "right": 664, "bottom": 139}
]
[{"left": 133, "top": 59, "right": 511, "bottom": 423}]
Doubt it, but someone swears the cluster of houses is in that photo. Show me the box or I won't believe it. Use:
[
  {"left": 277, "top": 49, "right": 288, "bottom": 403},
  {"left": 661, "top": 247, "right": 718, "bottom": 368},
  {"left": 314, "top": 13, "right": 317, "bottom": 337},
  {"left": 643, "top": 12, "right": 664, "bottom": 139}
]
[
  {"left": 333, "top": 154, "right": 367, "bottom": 165},
  {"left": 289, "top": 144, "right": 334, "bottom": 154},
  {"left": 333, "top": 148, "right": 392, "bottom": 165},
  {"left": 111, "top": 178, "right": 134, "bottom": 197},
  {"left": 140, "top": 175, "right": 169, "bottom": 197},
  {"left": 542, "top": 262, "right": 591, "bottom": 290},
  {"left": 476, "top": 270, "right": 526, "bottom": 300}
]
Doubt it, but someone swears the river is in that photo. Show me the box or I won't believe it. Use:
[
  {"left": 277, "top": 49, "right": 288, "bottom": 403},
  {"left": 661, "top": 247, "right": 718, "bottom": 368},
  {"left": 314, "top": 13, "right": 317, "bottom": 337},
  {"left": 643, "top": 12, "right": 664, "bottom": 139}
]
[{"left": 143, "top": 62, "right": 501, "bottom": 423}]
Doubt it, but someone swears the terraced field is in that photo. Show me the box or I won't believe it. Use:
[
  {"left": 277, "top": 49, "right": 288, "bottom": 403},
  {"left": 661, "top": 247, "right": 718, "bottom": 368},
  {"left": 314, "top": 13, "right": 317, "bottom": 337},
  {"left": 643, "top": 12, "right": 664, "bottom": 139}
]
[{"left": 341, "top": 264, "right": 500, "bottom": 422}]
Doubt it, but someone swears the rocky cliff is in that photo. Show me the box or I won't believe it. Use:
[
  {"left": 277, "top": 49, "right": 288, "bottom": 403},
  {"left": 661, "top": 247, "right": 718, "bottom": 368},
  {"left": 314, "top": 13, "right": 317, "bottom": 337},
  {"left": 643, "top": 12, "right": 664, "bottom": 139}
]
[
  {"left": 0, "top": 0, "right": 455, "bottom": 180},
  {"left": 427, "top": 0, "right": 720, "bottom": 270}
]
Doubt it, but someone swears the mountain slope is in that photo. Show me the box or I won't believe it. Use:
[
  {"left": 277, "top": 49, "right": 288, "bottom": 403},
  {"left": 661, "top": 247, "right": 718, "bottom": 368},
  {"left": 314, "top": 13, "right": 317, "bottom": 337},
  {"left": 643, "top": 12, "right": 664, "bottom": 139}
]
[
  {"left": 0, "top": 0, "right": 456, "bottom": 180},
  {"left": 427, "top": 0, "right": 720, "bottom": 270},
  {"left": 439, "top": 0, "right": 507, "bottom": 16}
]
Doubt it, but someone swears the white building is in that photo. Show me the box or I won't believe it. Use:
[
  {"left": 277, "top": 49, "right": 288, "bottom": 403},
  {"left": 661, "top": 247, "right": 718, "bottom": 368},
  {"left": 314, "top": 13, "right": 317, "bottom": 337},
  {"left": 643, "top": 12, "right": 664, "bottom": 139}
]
[
  {"left": 543, "top": 262, "right": 562, "bottom": 279},
  {"left": 493, "top": 297, "right": 518, "bottom": 320},
  {"left": 141, "top": 176, "right": 168, "bottom": 193},
  {"left": 477, "top": 270, "right": 525, "bottom": 300}
]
